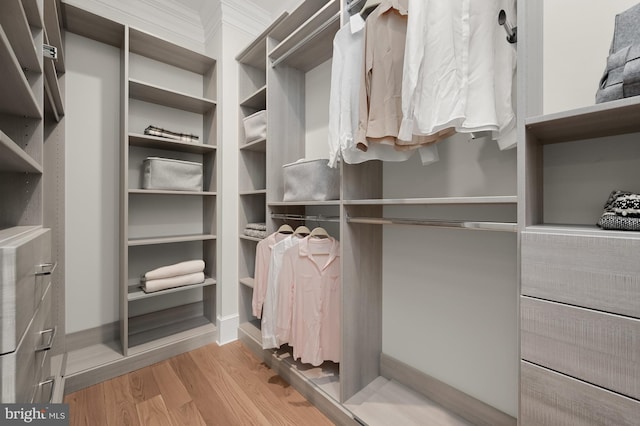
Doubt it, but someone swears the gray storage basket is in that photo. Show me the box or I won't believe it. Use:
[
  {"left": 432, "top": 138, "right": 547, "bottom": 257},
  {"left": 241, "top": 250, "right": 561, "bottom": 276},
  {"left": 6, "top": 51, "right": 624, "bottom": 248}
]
[
  {"left": 282, "top": 159, "right": 340, "bottom": 201},
  {"left": 242, "top": 110, "right": 267, "bottom": 143},
  {"left": 142, "top": 157, "right": 203, "bottom": 191}
]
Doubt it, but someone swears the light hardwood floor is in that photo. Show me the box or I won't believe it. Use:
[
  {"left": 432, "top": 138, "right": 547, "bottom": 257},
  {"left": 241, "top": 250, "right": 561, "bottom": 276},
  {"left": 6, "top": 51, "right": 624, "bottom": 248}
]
[{"left": 64, "top": 341, "right": 334, "bottom": 425}]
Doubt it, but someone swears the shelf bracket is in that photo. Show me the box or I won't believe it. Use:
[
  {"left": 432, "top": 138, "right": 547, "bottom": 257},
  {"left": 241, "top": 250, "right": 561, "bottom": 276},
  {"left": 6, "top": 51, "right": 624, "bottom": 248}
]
[{"left": 43, "top": 44, "right": 58, "bottom": 60}]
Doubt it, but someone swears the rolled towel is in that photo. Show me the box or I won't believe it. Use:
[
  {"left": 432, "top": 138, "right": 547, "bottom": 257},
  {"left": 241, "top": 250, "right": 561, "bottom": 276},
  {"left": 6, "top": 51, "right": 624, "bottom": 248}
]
[
  {"left": 245, "top": 222, "right": 267, "bottom": 231},
  {"left": 144, "top": 259, "right": 205, "bottom": 280},
  {"left": 142, "top": 272, "right": 205, "bottom": 293}
]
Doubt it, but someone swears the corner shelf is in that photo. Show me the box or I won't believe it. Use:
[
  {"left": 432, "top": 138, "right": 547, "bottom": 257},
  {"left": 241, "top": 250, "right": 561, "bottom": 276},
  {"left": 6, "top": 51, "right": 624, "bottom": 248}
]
[
  {"left": 128, "top": 189, "right": 217, "bottom": 196},
  {"left": 127, "top": 277, "right": 216, "bottom": 301},
  {"left": 0, "top": 130, "right": 43, "bottom": 173},
  {"left": 239, "top": 277, "right": 255, "bottom": 289},
  {"left": 0, "top": 26, "right": 42, "bottom": 118},
  {"left": 129, "top": 78, "right": 217, "bottom": 114},
  {"left": 240, "top": 137, "right": 266, "bottom": 152},
  {"left": 128, "top": 133, "right": 216, "bottom": 153},
  {"left": 526, "top": 97, "right": 640, "bottom": 144},
  {"left": 0, "top": 0, "right": 40, "bottom": 72},
  {"left": 128, "top": 234, "right": 217, "bottom": 246}
]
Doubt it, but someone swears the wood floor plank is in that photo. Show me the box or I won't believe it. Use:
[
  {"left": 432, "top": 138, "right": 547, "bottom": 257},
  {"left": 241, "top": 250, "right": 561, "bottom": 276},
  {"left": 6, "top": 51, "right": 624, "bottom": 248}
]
[
  {"left": 168, "top": 352, "right": 239, "bottom": 426},
  {"left": 128, "top": 365, "right": 161, "bottom": 404},
  {"left": 64, "top": 382, "right": 107, "bottom": 426},
  {"left": 168, "top": 400, "right": 208, "bottom": 426},
  {"left": 150, "top": 361, "right": 192, "bottom": 410},
  {"left": 103, "top": 374, "right": 140, "bottom": 426},
  {"left": 135, "top": 394, "right": 173, "bottom": 426},
  {"left": 187, "top": 348, "right": 273, "bottom": 425}
]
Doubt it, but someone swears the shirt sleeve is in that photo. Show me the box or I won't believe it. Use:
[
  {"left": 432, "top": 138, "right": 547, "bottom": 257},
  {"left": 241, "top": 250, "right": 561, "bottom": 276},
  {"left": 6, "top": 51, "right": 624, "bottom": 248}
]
[
  {"left": 276, "top": 250, "right": 295, "bottom": 345},
  {"left": 399, "top": 0, "right": 428, "bottom": 142},
  {"left": 355, "top": 22, "right": 373, "bottom": 152},
  {"left": 328, "top": 31, "right": 344, "bottom": 168},
  {"left": 252, "top": 239, "right": 269, "bottom": 318}
]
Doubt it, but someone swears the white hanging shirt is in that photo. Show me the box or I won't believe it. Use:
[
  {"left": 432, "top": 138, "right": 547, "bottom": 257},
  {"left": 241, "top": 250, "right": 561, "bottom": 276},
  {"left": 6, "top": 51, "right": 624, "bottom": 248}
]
[
  {"left": 252, "top": 232, "right": 288, "bottom": 318},
  {"left": 327, "top": 14, "right": 441, "bottom": 167},
  {"left": 261, "top": 234, "right": 303, "bottom": 349},
  {"left": 399, "top": 0, "right": 517, "bottom": 150}
]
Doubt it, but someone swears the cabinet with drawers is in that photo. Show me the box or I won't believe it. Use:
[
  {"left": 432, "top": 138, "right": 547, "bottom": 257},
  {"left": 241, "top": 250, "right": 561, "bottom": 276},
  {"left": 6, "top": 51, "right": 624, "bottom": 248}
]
[{"left": 0, "top": 226, "right": 56, "bottom": 403}]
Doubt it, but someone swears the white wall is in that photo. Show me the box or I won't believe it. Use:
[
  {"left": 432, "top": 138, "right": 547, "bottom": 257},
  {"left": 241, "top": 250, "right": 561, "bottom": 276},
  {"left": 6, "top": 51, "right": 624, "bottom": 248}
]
[
  {"left": 543, "top": 0, "right": 638, "bottom": 113},
  {"left": 305, "top": 58, "right": 332, "bottom": 160},
  {"left": 65, "top": 33, "right": 120, "bottom": 333}
]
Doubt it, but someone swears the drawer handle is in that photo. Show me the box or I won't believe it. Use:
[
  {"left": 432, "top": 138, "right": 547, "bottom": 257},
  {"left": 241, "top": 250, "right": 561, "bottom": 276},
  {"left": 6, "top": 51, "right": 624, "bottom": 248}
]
[
  {"left": 36, "top": 327, "right": 57, "bottom": 352},
  {"left": 36, "top": 376, "right": 56, "bottom": 404},
  {"left": 36, "top": 262, "right": 57, "bottom": 276}
]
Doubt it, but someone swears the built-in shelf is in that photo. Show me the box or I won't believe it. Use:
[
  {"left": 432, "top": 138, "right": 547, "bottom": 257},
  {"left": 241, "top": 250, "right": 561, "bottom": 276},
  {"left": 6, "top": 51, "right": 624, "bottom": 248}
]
[
  {"left": 240, "top": 137, "right": 266, "bottom": 152},
  {"left": 348, "top": 217, "right": 518, "bottom": 233},
  {"left": 239, "top": 277, "right": 255, "bottom": 289},
  {"left": 526, "top": 97, "right": 640, "bottom": 144},
  {"left": 44, "top": 0, "right": 65, "bottom": 73},
  {"left": 129, "top": 78, "right": 216, "bottom": 114},
  {"left": 236, "top": 12, "right": 288, "bottom": 68},
  {"left": 128, "top": 189, "right": 216, "bottom": 196},
  {"left": 240, "top": 189, "right": 267, "bottom": 196},
  {"left": 269, "top": 0, "right": 339, "bottom": 71},
  {"left": 128, "top": 133, "right": 216, "bottom": 153},
  {"left": 239, "top": 320, "right": 262, "bottom": 345},
  {"left": 128, "top": 234, "right": 216, "bottom": 246},
  {"left": 127, "top": 316, "right": 216, "bottom": 354},
  {"left": 129, "top": 27, "right": 215, "bottom": 75},
  {"left": 44, "top": 53, "right": 64, "bottom": 118},
  {"left": 343, "top": 196, "right": 518, "bottom": 206},
  {"left": 269, "top": 0, "right": 329, "bottom": 42},
  {"left": 127, "top": 277, "right": 216, "bottom": 301},
  {"left": 0, "top": 26, "right": 41, "bottom": 118},
  {"left": 240, "top": 235, "right": 263, "bottom": 242},
  {"left": 21, "top": 0, "right": 42, "bottom": 28},
  {"left": 269, "top": 201, "right": 340, "bottom": 207},
  {"left": 524, "top": 224, "right": 640, "bottom": 239},
  {"left": 64, "top": 340, "right": 124, "bottom": 377},
  {"left": 240, "top": 85, "right": 267, "bottom": 109},
  {"left": 0, "top": 130, "right": 42, "bottom": 173},
  {"left": 61, "top": 3, "right": 125, "bottom": 48},
  {"left": 0, "top": 0, "right": 40, "bottom": 72}
]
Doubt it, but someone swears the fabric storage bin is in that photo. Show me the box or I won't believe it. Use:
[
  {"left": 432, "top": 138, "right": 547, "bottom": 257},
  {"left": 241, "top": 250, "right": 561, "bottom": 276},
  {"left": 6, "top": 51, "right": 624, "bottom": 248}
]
[
  {"left": 283, "top": 159, "right": 340, "bottom": 201},
  {"left": 142, "top": 157, "right": 203, "bottom": 191},
  {"left": 242, "top": 110, "right": 267, "bottom": 143}
]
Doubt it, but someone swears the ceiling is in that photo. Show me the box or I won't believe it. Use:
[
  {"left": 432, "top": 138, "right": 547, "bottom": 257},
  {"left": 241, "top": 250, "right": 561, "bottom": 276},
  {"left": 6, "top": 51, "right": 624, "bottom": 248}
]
[{"left": 170, "top": 0, "right": 293, "bottom": 16}]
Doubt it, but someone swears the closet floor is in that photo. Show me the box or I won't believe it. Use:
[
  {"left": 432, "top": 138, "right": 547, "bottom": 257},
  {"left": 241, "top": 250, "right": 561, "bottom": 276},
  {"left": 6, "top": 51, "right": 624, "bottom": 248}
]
[{"left": 64, "top": 341, "right": 333, "bottom": 425}]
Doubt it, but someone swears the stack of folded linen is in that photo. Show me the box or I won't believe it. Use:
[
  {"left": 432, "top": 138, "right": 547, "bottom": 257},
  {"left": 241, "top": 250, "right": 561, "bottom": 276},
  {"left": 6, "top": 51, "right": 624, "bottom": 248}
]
[
  {"left": 243, "top": 222, "right": 267, "bottom": 239},
  {"left": 142, "top": 259, "right": 205, "bottom": 293},
  {"left": 144, "top": 125, "right": 199, "bottom": 143}
]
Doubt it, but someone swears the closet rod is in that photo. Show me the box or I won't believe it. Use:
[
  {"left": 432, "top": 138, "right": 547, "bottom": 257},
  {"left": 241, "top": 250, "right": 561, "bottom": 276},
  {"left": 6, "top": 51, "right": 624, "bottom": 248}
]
[
  {"left": 270, "top": 12, "right": 340, "bottom": 68},
  {"left": 271, "top": 213, "right": 340, "bottom": 223},
  {"left": 347, "top": 216, "right": 517, "bottom": 233}
]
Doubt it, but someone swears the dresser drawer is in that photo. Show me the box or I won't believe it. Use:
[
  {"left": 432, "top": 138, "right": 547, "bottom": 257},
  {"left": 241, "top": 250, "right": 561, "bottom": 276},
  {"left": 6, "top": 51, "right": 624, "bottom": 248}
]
[
  {"left": 0, "top": 227, "right": 52, "bottom": 354},
  {"left": 521, "top": 361, "right": 640, "bottom": 426},
  {"left": 0, "top": 283, "right": 53, "bottom": 403},
  {"left": 521, "top": 231, "right": 640, "bottom": 318},
  {"left": 32, "top": 286, "right": 56, "bottom": 404},
  {"left": 521, "top": 296, "right": 640, "bottom": 400}
]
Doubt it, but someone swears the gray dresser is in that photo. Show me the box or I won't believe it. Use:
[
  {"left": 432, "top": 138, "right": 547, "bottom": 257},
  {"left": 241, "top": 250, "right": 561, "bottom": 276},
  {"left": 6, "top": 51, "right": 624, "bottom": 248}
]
[{"left": 0, "top": 226, "right": 56, "bottom": 403}]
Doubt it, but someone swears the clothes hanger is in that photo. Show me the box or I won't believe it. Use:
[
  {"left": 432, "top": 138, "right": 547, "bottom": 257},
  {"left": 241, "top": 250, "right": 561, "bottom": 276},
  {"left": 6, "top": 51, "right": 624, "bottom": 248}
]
[
  {"left": 293, "top": 225, "right": 311, "bottom": 236},
  {"left": 360, "top": 0, "right": 382, "bottom": 17},
  {"left": 309, "top": 227, "right": 330, "bottom": 239},
  {"left": 277, "top": 224, "right": 294, "bottom": 234}
]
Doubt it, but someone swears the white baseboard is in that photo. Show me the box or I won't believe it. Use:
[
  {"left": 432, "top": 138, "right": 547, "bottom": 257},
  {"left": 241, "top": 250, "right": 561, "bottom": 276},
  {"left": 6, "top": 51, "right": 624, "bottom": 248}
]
[{"left": 217, "top": 314, "right": 239, "bottom": 345}]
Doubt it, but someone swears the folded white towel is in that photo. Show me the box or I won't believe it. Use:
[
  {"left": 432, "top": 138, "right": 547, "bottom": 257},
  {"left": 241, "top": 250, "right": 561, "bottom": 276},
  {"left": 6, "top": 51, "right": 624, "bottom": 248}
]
[
  {"left": 245, "top": 222, "right": 267, "bottom": 231},
  {"left": 142, "top": 272, "right": 205, "bottom": 293},
  {"left": 144, "top": 260, "right": 205, "bottom": 280}
]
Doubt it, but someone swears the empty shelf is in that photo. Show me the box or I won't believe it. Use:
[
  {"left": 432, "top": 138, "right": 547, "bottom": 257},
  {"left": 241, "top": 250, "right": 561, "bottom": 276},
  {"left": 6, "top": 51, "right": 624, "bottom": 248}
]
[
  {"left": 62, "top": 3, "right": 125, "bottom": 48},
  {"left": 0, "top": 130, "right": 42, "bottom": 173},
  {"left": 524, "top": 224, "right": 640, "bottom": 239},
  {"left": 21, "top": 0, "right": 42, "bottom": 29},
  {"left": 0, "top": 26, "right": 41, "bottom": 118},
  {"left": 240, "top": 189, "right": 267, "bottom": 196},
  {"left": 240, "top": 137, "right": 266, "bottom": 152},
  {"left": 128, "top": 189, "right": 216, "bottom": 196},
  {"left": 128, "top": 234, "right": 216, "bottom": 246},
  {"left": 239, "top": 277, "right": 255, "bottom": 289},
  {"left": 128, "top": 133, "right": 216, "bottom": 153},
  {"left": 240, "top": 85, "right": 266, "bottom": 109},
  {"left": 270, "top": 0, "right": 330, "bottom": 42},
  {"left": 526, "top": 97, "right": 640, "bottom": 144},
  {"left": 238, "top": 320, "right": 262, "bottom": 346},
  {"left": 0, "top": 0, "right": 40, "bottom": 72},
  {"left": 127, "top": 315, "right": 216, "bottom": 355},
  {"left": 65, "top": 340, "right": 124, "bottom": 377},
  {"left": 343, "top": 196, "right": 518, "bottom": 206},
  {"left": 129, "top": 78, "right": 216, "bottom": 114},
  {"left": 128, "top": 277, "right": 216, "bottom": 301}
]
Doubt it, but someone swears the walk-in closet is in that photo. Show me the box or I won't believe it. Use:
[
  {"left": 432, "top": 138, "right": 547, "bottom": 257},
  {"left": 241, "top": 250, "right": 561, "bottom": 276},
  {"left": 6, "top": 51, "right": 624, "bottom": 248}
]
[{"left": 1, "top": 0, "right": 639, "bottom": 425}]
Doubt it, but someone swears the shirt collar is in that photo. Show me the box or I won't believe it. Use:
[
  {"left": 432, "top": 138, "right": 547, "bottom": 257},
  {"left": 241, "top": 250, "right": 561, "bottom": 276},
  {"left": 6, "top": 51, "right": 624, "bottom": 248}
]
[
  {"left": 349, "top": 13, "right": 365, "bottom": 34},
  {"left": 377, "top": 0, "right": 408, "bottom": 16},
  {"left": 298, "top": 236, "right": 340, "bottom": 271}
]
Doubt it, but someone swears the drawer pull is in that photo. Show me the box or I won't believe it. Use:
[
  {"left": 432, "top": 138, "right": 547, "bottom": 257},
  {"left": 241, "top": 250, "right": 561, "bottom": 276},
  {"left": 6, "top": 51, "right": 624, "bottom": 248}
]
[
  {"left": 36, "top": 376, "right": 56, "bottom": 404},
  {"left": 36, "top": 327, "right": 57, "bottom": 351},
  {"left": 36, "top": 262, "right": 57, "bottom": 276}
]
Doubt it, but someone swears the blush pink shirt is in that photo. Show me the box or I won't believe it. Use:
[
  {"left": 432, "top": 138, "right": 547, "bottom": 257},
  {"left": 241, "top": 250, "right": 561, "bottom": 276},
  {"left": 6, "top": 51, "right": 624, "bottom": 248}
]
[
  {"left": 252, "top": 232, "right": 288, "bottom": 318},
  {"left": 276, "top": 237, "right": 341, "bottom": 366}
]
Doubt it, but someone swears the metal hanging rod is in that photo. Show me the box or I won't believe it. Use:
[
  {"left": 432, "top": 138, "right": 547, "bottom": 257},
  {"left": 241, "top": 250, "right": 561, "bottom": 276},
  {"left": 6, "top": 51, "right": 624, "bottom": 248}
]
[
  {"left": 271, "top": 213, "right": 340, "bottom": 223},
  {"left": 347, "top": 216, "right": 517, "bottom": 233}
]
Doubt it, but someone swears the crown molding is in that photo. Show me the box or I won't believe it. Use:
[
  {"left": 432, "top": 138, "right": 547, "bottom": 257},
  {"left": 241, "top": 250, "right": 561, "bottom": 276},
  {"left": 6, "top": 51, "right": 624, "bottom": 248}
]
[{"left": 64, "top": 0, "right": 205, "bottom": 51}]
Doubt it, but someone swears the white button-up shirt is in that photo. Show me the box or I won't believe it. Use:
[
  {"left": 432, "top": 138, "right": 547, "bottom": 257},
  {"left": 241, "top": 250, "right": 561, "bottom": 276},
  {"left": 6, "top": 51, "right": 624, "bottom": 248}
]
[
  {"left": 399, "top": 0, "right": 516, "bottom": 150},
  {"left": 252, "top": 232, "right": 288, "bottom": 318}
]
